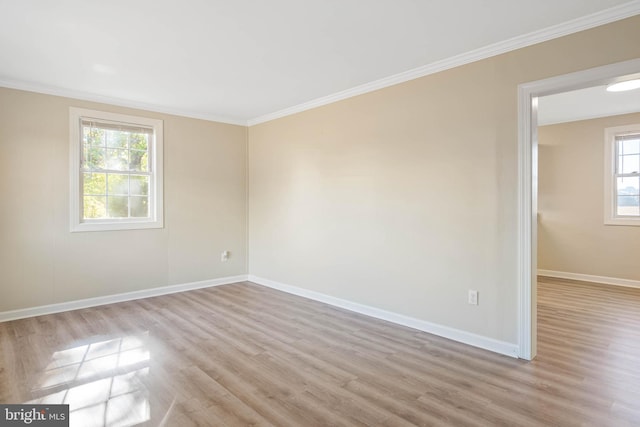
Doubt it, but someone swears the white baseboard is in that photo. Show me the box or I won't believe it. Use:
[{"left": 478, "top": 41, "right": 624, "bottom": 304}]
[
  {"left": 247, "top": 275, "right": 519, "bottom": 358},
  {"left": 537, "top": 269, "right": 640, "bottom": 289},
  {"left": 0, "top": 274, "right": 249, "bottom": 322}
]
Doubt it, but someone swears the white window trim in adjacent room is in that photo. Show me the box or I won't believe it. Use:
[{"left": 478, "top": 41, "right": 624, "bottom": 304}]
[
  {"left": 69, "top": 107, "right": 164, "bottom": 232},
  {"left": 604, "top": 124, "right": 640, "bottom": 226}
]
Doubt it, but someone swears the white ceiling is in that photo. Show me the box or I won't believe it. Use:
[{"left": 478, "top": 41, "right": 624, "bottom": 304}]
[
  {"left": 0, "top": 0, "right": 639, "bottom": 125},
  {"left": 538, "top": 84, "right": 640, "bottom": 126}
]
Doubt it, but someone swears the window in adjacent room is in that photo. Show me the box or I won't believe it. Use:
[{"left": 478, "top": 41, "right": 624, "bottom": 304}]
[
  {"left": 69, "top": 108, "right": 163, "bottom": 232},
  {"left": 604, "top": 124, "right": 640, "bottom": 226}
]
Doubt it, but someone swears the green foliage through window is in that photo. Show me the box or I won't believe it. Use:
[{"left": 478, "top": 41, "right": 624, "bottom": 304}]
[{"left": 80, "top": 122, "right": 152, "bottom": 220}]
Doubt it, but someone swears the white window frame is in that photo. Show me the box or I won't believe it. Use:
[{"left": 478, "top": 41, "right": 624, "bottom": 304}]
[
  {"left": 604, "top": 124, "right": 640, "bottom": 226},
  {"left": 69, "top": 107, "right": 164, "bottom": 232}
]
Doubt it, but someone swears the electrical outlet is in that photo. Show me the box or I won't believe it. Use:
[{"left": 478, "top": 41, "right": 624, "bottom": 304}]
[
  {"left": 468, "top": 290, "right": 478, "bottom": 305},
  {"left": 221, "top": 251, "right": 229, "bottom": 262}
]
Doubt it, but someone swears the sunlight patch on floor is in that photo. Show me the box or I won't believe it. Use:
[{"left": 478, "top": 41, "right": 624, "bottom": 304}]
[{"left": 27, "top": 333, "right": 151, "bottom": 427}]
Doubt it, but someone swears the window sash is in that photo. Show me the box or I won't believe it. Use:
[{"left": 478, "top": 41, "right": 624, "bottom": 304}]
[
  {"left": 80, "top": 118, "right": 153, "bottom": 134},
  {"left": 80, "top": 123, "right": 154, "bottom": 174},
  {"left": 78, "top": 120, "right": 155, "bottom": 221},
  {"left": 70, "top": 107, "right": 163, "bottom": 232},
  {"left": 604, "top": 125, "right": 640, "bottom": 226},
  {"left": 614, "top": 134, "right": 640, "bottom": 217}
]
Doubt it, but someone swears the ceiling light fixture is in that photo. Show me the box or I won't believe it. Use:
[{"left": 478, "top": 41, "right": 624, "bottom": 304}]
[{"left": 606, "top": 79, "right": 640, "bottom": 92}]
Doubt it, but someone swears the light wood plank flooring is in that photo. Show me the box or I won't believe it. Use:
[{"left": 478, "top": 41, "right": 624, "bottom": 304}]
[{"left": 1, "top": 279, "right": 639, "bottom": 426}]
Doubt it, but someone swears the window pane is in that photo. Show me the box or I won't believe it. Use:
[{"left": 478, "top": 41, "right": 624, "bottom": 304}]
[
  {"left": 107, "top": 174, "right": 129, "bottom": 195},
  {"left": 618, "top": 154, "right": 640, "bottom": 174},
  {"left": 617, "top": 176, "right": 640, "bottom": 195},
  {"left": 130, "top": 175, "right": 149, "bottom": 196},
  {"left": 130, "top": 133, "right": 148, "bottom": 151},
  {"left": 108, "top": 196, "right": 128, "bottom": 218},
  {"left": 84, "top": 196, "right": 106, "bottom": 219},
  {"left": 130, "top": 196, "right": 149, "bottom": 218},
  {"left": 85, "top": 127, "right": 105, "bottom": 146},
  {"left": 620, "top": 138, "right": 640, "bottom": 155},
  {"left": 85, "top": 146, "right": 105, "bottom": 170},
  {"left": 106, "top": 149, "right": 129, "bottom": 171},
  {"left": 617, "top": 174, "right": 639, "bottom": 217},
  {"left": 617, "top": 196, "right": 640, "bottom": 216},
  {"left": 106, "top": 130, "right": 129, "bottom": 149},
  {"left": 83, "top": 173, "right": 106, "bottom": 195},
  {"left": 129, "top": 150, "right": 148, "bottom": 172}
]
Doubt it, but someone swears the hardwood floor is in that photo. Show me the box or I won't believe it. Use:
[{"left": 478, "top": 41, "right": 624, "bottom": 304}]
[{"left": 1, "top": 279, "right": 639, "bottom": 426}]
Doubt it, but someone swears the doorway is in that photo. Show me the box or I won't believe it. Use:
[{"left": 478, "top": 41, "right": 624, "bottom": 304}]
[{"left": 517, "top": 58, "right": 640, "bottom": 360}]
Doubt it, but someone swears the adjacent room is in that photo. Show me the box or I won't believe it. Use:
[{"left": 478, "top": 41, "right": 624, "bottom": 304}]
[
  {"left": 535, "top": 84, "right": 640, "bottom": 422},
  {"left": 1, "top": 1, "right": 640, "bottom": 425}
]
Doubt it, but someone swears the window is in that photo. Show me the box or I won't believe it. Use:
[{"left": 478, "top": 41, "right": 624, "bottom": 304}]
[
  {"left": 70, "top": 108, "right": 163, "bottom": 232},
  {"left": 604, "top": 124, "right": 640, "bottom": 226}
]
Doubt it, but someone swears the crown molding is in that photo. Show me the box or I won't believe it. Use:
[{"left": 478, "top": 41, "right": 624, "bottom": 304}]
[
  {"left": 2, "top": 2, "right": 639, "bottom": 127},
  {"left": 247, "top": 1, "right": 640, "bottom": 126},
  {"left": 0, "top": 78, "right": 247, "bottom": 126}
]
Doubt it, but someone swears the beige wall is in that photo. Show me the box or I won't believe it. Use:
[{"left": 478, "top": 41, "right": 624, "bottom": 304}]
[
  {"left": 538, "top": 113, "right": 640, "bottom": 281},
  {"left": 0, "top": 88, "right": 247, "bottom": 312},
  {"left": 249, "top": 16, "right": 640, "bottom": 345},
  {"left": 2, "top": 16, "right": 640, "bottom": 345}
]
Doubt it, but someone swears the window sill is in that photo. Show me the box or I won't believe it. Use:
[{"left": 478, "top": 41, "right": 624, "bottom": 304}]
[
  {"left": 71, "top": 220, "right": 163, "bottom": 232},
  {"left": 604, "top": 218, "right": 640, "bottom": 227}
]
